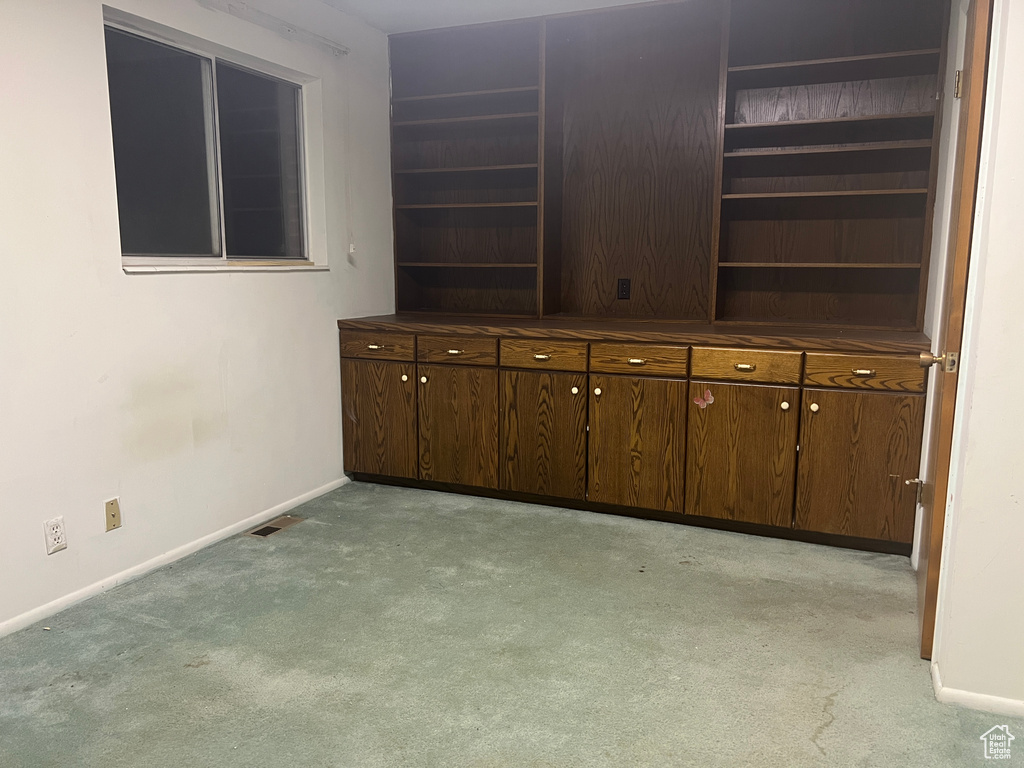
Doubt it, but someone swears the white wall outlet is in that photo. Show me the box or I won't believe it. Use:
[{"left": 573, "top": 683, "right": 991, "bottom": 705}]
[{"left": 44, "top": 516, "right": 67, "bottom": 555}]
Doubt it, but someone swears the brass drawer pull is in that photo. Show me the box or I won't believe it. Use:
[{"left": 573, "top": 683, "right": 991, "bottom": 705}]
[
  {"left": 627, "top": 358, "right": 646, "bottom": 366},
  {"left": 780, "top": 401, "right": 790, "bottom": 411},
  {"left": 534, "top": 353, "right": 551, "bottom": 361},
  {"left": 420, "top": 376, "right": 428, "bottom": 384},
  {"left": 447, "top": 349, "right": 464, "bottom": 356},
  {"left": 809, "top": 403, "right": 819, "bottom": 413},
  {"left": 366, "top": 343, "right": 387, "bottom": 351},
  {"left": 401, "top": 374, "right": 408, "bottom": 382},
  {"left": 851, "top": 368, "right": 876, "bottom": 376},
  {"left": 734, "top": 363, "right": 757, "bottom": 372}
]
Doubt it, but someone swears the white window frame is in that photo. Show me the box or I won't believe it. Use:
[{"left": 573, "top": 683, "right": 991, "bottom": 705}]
[{"left": 103, "top": 7, "right": 330, "bottom": 273}]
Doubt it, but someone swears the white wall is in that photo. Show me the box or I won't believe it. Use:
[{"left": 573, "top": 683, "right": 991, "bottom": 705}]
[
  {"left": 932, "top": 0, "right": 1024, "bottom": 716},
  {"left": 0, "top": 0, "right": 394, "bottom": 632}
]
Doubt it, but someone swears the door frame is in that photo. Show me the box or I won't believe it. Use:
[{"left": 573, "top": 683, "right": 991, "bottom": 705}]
[{"left": 917, "top": 0, "right": 994, "bottom": 660}]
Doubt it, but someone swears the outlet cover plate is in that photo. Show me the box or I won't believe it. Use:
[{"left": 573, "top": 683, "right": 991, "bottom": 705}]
[
  {"left": 617, "top": 278, "right": 631, "bottom": 300},
  {"left": 105, "top": 498, "right": 122, "bottom": 531},
  {"left": 44, "top": 516, "right": 67, "bottom": 555}
]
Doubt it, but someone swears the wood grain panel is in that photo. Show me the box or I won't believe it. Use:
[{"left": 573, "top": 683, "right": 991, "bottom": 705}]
[
  {"left": 715, "top": 266, "right": 920, "bottom": 328},
  {"left": 589, "top": 343, "right": 689, "bottom": 376},
  {"left": 500, "top": 338, "right": 588, "bottom": 371},
  {"left": 339, "top": 331, "right": 415, "bottom": 361},
  {"left": 728, "top": 0, "right": 945, "bottom": 66},
  {"left": 395, "top": 207, "right": 537, "bottom": 265},
  {"left": 389, "top": 20, "right": 540, "bottom": 98},
  {"left": 804, "top": 353, "right": 926, "bottom": 392},
  {"left": 501, "top": 369, "right": 587, "bottom": 499},
  {"left": 691, "top": 346, "right": 802, "bottom": 383},
  {"left": 731, "top": 76, "right": 938, "bottom": 125},
  {"left": 721, "top": 216, "right": 926, "bottom": 265},
  {"left": 341, "top": 359, "right": 418, "bottom": 478},
  {"left": 418, "top": 364, "right": 499, "bottom": 488},
  {"left": 552, "top": 1, "right": 722, "bottom": 318},
  {"left": 686, "top": 381, "right": 799, "bottom": 526},
  {"left": 397, "top": 266, "right": 538, "bottom": 316},
  {"left": 795, "top": 388, "right": 925, "bottom": 542},
  {"left": 417, "top": 334, "right": 498, "bottom": 365},
  {"left": 587, "top": 375, "right": 688, "bottom": 513}
]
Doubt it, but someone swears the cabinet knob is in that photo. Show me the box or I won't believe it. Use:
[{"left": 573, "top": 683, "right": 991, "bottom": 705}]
[
  {"left": 780, "top": 401, "right": 790, "bottom": 411},
  {"left": 809, "top": 403, "right": 819, "bottom": 413},
  {"left": 534, "top": 353, "right": 551, "bottom": 361},
  {"left": 594, "top": 387, "right": 602, "bottom": 396},
  {"left": 401, "top": 374, "right": 408, "bottom": 382},
  {"left": 420, "top": 376, "right": 428, "bottom": 384},
  {"left": 571, "top": 386, "right": 579, "bottom": 395}
]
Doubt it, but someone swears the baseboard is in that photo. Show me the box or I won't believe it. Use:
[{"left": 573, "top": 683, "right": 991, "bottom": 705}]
[
  {"left": 0, "top": 476, "right": 350, "bottom": 640},
  {"left": 932, "top": 661, "right": 1024, "bottom": 717}
]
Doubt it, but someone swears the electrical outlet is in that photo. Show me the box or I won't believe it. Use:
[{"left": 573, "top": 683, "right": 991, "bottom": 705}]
[
  {"left": 105, "top": 498, "right": 122, "bottom": 532},
  {"left": 617, "top": 278, "right": 631, "bottom": 300},
  {"left": 44, "top": 516, "right": 67, "bottom": 555}
]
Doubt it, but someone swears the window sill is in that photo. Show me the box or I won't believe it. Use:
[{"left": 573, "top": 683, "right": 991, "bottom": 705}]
[{"left": 123, "top": 259, "right": 328, "bottom": 274}]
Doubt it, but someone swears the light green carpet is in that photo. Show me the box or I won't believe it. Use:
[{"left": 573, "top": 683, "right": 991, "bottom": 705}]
[{"left": 1, "top": 482, "right": 1020, "bottom": 767}]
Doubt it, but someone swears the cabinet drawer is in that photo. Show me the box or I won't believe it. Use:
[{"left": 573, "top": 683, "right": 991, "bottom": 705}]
[
  {"left": 589, "top": 344, "right": 692, "bottom": 376},
  {"left": 417, "top": 334, "right": 498, "bottom": 366},
  {"left": 691, "top": 347, "right": 802, "bottom": 384},
  {"left": 589, "top": 343, "right": 689, "bottom": 375},
  {"left": 804, "top": 353, "right": 926, "bottom": 392},
  {"left": 339, "top": 330, "right": 415, "bottom": 361},
  {"left": 501, "top": 339, "right": 588, "bottom": 371}
]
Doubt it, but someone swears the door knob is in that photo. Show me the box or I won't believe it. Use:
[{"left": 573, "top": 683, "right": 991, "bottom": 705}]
[
  {"left": 571, "top": 386, "right": 579, "bottom": 395},
  {"left": 809, "top": 403, "right": 819, "bottom": 413},
  {"left": 420, "top": 376, "right": 427, "bottom": 384},
  {"left": 401, "top": 374, "right": 408, "bottom": 382},
  {"left": 780, "top": 401, "right": 790, "bottom": 411},
  {"left": 594, "top": 387, "right": 602, "bottom": 396}
]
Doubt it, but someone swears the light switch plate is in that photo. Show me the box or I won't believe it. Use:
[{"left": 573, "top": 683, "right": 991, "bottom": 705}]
[{"left": 105, "top": 498, "right": 122, "bottom": 531}]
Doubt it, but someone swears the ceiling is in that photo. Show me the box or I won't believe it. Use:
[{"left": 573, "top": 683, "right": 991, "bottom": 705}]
[{"left": 318, "top": 0, "right": 657, "bottom": 33}]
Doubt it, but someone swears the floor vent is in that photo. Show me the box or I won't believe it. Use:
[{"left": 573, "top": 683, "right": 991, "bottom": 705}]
[{"left": 246, "top": 515, "right": 304, "bottom": 538}]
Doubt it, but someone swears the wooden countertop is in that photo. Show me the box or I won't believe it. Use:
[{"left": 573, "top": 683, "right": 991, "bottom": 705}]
[{"left": 337, "top": 314, "right": 931, "bottom": 354}]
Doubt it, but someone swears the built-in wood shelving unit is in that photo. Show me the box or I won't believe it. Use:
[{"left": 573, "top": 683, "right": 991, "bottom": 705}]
[{"left": 387, "top": 0, "right": 948, "bottom": 329}]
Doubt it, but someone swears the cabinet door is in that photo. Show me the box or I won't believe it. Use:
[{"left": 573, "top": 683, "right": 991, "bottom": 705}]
[
  {"left": 686, "top": 381, "right": 799, "bottom": 527},
  {"left": 588, "top": 375, "right": 687, "bottom": 513},
  {"left": 418, "top": 364, "right": 499, "bottom": 488},
  {"left": 341, "top": 359, "right": 418, "bottom": 478},
  {"left": 501, "top": 370, "right": 587, "bottom": 499},
  {"left": 795, "top": 388, "right": 924, "bottom": 543}
]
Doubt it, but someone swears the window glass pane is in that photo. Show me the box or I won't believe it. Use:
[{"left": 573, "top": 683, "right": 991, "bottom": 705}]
[
  {"left": 104, "top": 28, "right": 218, "bottom": 256},
  {"left": 216, "top": 62, "right": 304, "bottom": 259}
]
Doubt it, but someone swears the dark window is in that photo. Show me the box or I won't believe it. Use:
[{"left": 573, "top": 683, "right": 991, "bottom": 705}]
[{"left": 104, "top": 27, "right": 305, "bottom": 260}]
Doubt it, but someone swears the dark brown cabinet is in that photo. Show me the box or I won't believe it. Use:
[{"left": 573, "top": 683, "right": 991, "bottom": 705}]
[
  {"left": 685, "top": 381, "right": 800, "bottom": 527},
  {"left": 587, "top": 375, "right": 688, "bottom": 513},
  {"left": 417, "top": 363, "right": 500, "bottom": 488},
  {"left": 341, "top": 359, "right": 418, "bottom": 479},
  {"left": 794, "top": 388, "right": 925, "bottom": 543},
  {"left": 500, "top": 369, "right": 587, "bottom": 499}
]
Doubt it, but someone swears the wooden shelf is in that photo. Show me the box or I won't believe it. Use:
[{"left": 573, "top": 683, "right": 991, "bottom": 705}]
[
  {"left": 394, "top": 164, "right": 538, "bottom": 175},
  {"left": 725, "top": 112, "right": 936, "bottom": 150},
  {"left": 728, "top": 49, "right": 941, "bottom": 89},
  {"left": 398, "top": 262, "right": 538, "bottom": 268},
  {"left": 723, "top": 189, "right": 929, "bottom": 200},
  {"left": 392, "top": 112, "right": 539, "bottom": 128},
  {"left": 719, "top": 262, "right": 922, "bottom": 269},
  {"left": 396, "top": 202, "right": 538, "bottom": 210},
  {"left": 724, "top": 140, "right": 933, "bottom": 159},
  {"left": 392, "top": 86, "right": 540, "bottom": 103}
]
